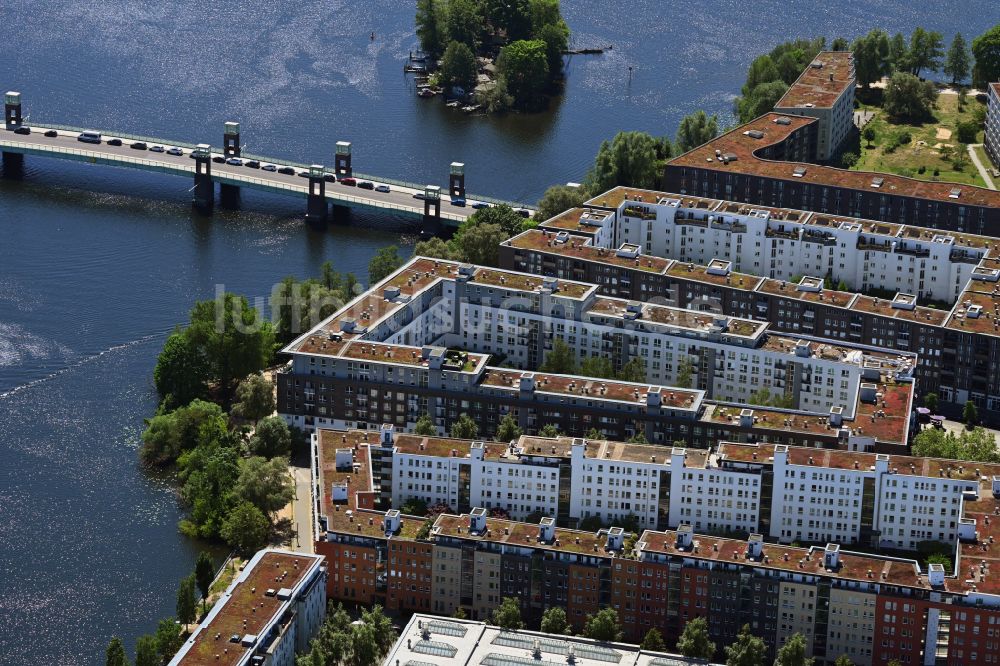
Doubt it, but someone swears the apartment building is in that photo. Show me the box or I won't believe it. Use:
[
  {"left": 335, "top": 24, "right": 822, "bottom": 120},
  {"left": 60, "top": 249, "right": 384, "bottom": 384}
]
[
  {"left": 313, "top": 427, "right": 1000, "bottom": 665},
  {"left": 986, "top": 82, "right": 1000, "bottom": 168},
  {"left": 168, "top": 550, "right": 327, "bottom": 666},
  {"left": 663, "top": 112, "right": 1000, "bottom": 235},
  {"left": 501, "top": 202, "right": 1000, "bottom": 424},
  {"left": 773, "top": 51, "right": 856, "bottom": 161},
  {"left": 279, "top": 257, "right": 915, "bottom": 452},
  {"left": 382, "top": 614, "right": 723, "bottom": 666}
]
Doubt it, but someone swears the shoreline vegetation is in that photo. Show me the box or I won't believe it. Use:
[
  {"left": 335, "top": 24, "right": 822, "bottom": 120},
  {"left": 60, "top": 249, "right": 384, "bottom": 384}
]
[{"left": 413, "top": 0, "right": 571, "bottom": 113}]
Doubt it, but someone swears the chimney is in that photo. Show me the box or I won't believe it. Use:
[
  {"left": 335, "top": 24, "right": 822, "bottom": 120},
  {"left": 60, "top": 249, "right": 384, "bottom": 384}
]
[
  {"left": 739, "top": 408, "right": 754, "bottom": 428},
  {"left": 823, "top": 543, "right": 840, "bottom": 570},
  {"left": 469, "top": 507, "right": 487, "bottom": 534},
  {"left": 520, "top": 373, "right": 536, "bottom": 393},
  {"left": 829, "top": 406, "right": 843, "bottom": 427},
  {"left": 471, "top": 441, "right": 485, "bottom": 460},
  {"left": 747, "top": 534, "right": 763, "bottom": 559},
  {"left": 539, "top": 517, "right": 555, "bottom": 543},
  {"left": 384, "top": 509, "right": 401, "bottom": 535},
  {"left": 380, "top": 423, "right": 395, "bottom": 445},
  {"left": 676, "top": 524, "right": 694, "bottom": 549},
  {"left": 606, "top": 526, "right": 624, "bottom": 551}
]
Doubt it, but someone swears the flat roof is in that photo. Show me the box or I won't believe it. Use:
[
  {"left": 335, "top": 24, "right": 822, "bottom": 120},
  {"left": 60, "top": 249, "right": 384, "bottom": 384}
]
[
  {"left": 666, "top": 260, "right": 764, "bottom": 290},
  {"left": 775, "top": 51, "right": 855, "bottom": 109},
  {"left": 433, "top": 513, "right": 618, "bottom": 556},
  {"left": 945, "top": 287, "right": 1000, "bottom": 333},
  {"left": 479, "top": 368, "right": 702, "bottom": 409},
  {"left": 175, "top": 550, "right": 323, "bottom": 666},
  {"left": 469, "top": 267, "right": 594, "bottom": 299},
  {"left": 537, "top": 206, "right": 614, "bottom": 233},
  {"left": 668, "top": 113, "right": 1000, "bottom": 209},
  {"left": 506, "top": 228, "right": 671, "bottom": 274}
]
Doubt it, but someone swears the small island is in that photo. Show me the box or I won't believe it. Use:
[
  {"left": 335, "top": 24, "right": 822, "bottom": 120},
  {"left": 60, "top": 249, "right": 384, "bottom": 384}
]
[{"left": 412, "top": 0, "right": 571, "bottom": 112}]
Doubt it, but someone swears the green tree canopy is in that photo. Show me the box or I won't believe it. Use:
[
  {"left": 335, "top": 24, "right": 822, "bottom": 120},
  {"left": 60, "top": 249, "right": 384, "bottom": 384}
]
[
  {"left": 833, "top": 656, "right": 855, "bottom": 666},
  {"left": 106, "top": 637, "right": 129, "bottom": 666},
  {"left": 250, "top": 415, "right": 293, "bottom": 459},
  {"left": 641, "top": 628, "right": 666, "bottom": 651},
  {"left": 944, "top": 33, "right": 971, "bottom": 84},
  {"left": 964, "top": 400, "right": 979, "bottom": 427},
  {"left": 540, "top": 606, "right": 570, "bottom": 635},
  {"left": 538, "top": 423, "right": 561, "bottom": 437},
  {"left": 451, "top": 413, "right": 480, "bottom": 439},
  {"left": 452, "top": 222, "right": 509, "bottom": 265},
  {"left": 908, "top": 27, "right": 944, "bottom": 76},
  {"left": 235, "top": 455, "right": 295, "bottom": 518},
  {"left": 541, "top": 338, "right": 577, "bottom": 374},
  {"left": 134, "top": 634, "right": 158, "bottom": 666},
  {"left": 912, "top": 426, "right": 999, "bottom": 463},
  {"left": 492, "top": 597, "right": 525, "bottom": 629},
  {"left": 176, "top": 573, "right": 198, "bottom": 627},
  {"left": 464, "top": 203, "right": 528, "bottom": 237},
  {"left": 738, "top": 80, "right": 789, "bottom": 123},
  {"left": 413, "top": 237, "right": 459, "bottom": 261},
  {"left": 178, "top": 439, "right": 240, "bottom": 539},
  {"left": 496, "top": 412, "right": 524, "bottom": 442},
  {"left": 535, "top": 184, "right": 588, "bottom": 223},
  {"left": 581, "top": 608, "right": 623, "bottom": 642},
  {"left": 441, "top": 41, "right": 479, "bottom": 92},
  {"left": 140, "top": 399, "right": 227, "bottom": 467},
  {"left": 724, "top": 624, "right": 767, "bottom": 666},
  {"left": 923, "top": 392, "right": 939, "bottom": 413},
  {"left": 675, "top": 357, "right": 694, "bottom": 388},
  {"left": 414, "top": 413, "right": 437, "bottom": 435},
  {"left": 774, "top": 633, "right": 813, "bottom": 666},
  {"left": 369, "top": 245, "right": 405, "bottom": 285},
  {"left": 195, "top": 551, "right": 215, "bottom": 610},
  {"left": 486, "top": 0, "right": 532, "bottom": 41},
  {"left": 618, "top": 357, "right": 647, "bottom": 383},
  {"left": 676, "top": 616, "right": 715, "bottom": 659},
  {"left": 221, "top": 501, "right": 271, "bottom": 553},
  {"left": 416, "top": 0, "right": 448, "bottom": 57},
  {"left": 155, "top": 618, "right": 184, "bottom": 664},
  {"left": 154, "top": 331, "right": 210, "bottom": 409},
  {"left": 231, "top": 374, "right": 275, "bottom": 423},
  {"left": 497, "top": 39, "right": 550, "bottom": 108},
  {"left": 584, "top": 131, "right": 661, "bottom": 193},
  {"left": 972, "top": 25, "right": 1000, "bottom": 88},
  {"left": 675, "top": 111, "right": 721, "bottom": 153},
  {"left": 447, "top": 0, "right": 484, "bottom": 49},
  {"left": 883, "top": 72, "right": 938, "bottom": 122},
  {"left": 537, "top": 20, "right": 569, "bottom": 79},
  {"left": 852, "top": 29, "right": 891, "bottom": 87}
]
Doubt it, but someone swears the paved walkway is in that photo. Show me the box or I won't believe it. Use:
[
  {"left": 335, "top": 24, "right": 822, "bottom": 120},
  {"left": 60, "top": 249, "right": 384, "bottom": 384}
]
[
  {"left": 967, "top": 143, "right": 997, "bottom": 190},
  {"left": 289, "top": 465, "right": 314, "bottom": 553}
]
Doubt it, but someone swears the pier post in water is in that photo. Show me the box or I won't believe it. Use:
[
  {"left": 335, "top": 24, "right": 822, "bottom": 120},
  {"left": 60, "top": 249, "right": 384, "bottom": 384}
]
[
  {"left": 191, "top": 144, "right": 214, "bottom": 213},
  {"left": 305, "top": 164, "right": 329, "bottom": 227}
]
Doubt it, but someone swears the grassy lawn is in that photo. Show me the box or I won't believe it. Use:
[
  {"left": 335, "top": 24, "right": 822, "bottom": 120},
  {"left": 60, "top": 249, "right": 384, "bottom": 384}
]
[
  {"left": 973, "top": 143, "right": 999, "bottom": 174},
  {"left": 852, "top": 93, "right": 988, "bottom": 188}
]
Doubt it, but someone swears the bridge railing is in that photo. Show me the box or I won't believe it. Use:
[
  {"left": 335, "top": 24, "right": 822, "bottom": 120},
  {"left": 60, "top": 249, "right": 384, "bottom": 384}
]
[
  {"left": 24, "top": 120, "right": 534, "bottom": 210},
  {"left": 0, "top": 139, "right": 196, "bottom": 173}
]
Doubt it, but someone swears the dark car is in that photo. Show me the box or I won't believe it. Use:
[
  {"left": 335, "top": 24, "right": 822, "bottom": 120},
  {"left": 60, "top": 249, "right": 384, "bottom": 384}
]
[
  {"left": 212, "top": 155, "right": 226, "bottom": 163},
  {"left": 44, "top": 129, "right": 58, "bottom": 138},
  {"left": 471, "top": 202, "right": 491, "bottom": 209},
  {"left": 297, "top": 171, "right": 311, "bottom": 178},
  {"left": 357, "top": 180, "right": 374, "bottom": 190},
  {"left": 277, "top": 166, "right": 296, "bottom": 175},
  {"left": 13, "top": 126, "right": 30, "bottom": 135},
  {"left": 107, "top": 138, "right": 123, "bottom": 147},
  {"left": 340, "top": 177, "right": 357, "bottom": 186},
  {"left": 323, "top": 174, "right": 337, "bottom": 183},
  {"left": 245, "top": 160, "right": 260, "bottom": 169},
  {"left": 450, "top": 197, "right": 466, "bottom": 207},
  {"left": 516, "top": 208, "right": 531, "bottom": 218},
  {"left": 130, "top": 141, "right": 147, "bottom": 150}
]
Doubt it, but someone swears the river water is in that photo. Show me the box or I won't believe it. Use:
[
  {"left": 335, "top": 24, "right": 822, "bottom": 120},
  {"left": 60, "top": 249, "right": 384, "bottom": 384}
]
[{"left": 0, "top": 1, "right": 995, "bottom": 662}]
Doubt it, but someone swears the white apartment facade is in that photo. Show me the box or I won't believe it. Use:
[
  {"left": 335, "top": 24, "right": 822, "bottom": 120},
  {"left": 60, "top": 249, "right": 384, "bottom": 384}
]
[{"left": 604, "top": 196, "right": 984, "bottom": 304}]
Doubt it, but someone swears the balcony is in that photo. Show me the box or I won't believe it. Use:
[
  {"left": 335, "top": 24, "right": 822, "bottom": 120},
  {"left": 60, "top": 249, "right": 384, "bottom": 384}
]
[{"left": 895, "top": 245, "right": 930, "bottom": 257}]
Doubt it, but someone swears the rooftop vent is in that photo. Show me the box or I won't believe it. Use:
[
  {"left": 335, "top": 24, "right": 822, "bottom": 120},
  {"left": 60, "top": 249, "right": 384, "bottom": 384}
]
[
  {"left": 676, "top": 524, "right": 694, "bottom": 549},
  {"left": 793, "top": 166, "right": 807, "bottom": 178},
  {"left": 744, "top": 130, "right": 765, "bottom": 139},
  {"left": 871, "top": 177, "right": 884, "bottom": 188},
  {"left": 773, "top": 116, "right": 792, "bottom": 126},
  {"left": 928, "top": 563, "right": 945, "bottom": 587},
  {"left": 823, "top": 543, "right": 840, "bottom": 570},
  {"left": 949, "top": 188, "right": 962, "bottom": 199}
]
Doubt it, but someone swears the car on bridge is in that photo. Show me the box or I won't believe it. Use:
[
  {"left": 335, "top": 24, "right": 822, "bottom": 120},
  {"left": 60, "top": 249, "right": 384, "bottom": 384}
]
[
  {"left": 450, "top": 197, "right": 466, "bottom": 207},
  {"left": 212, "top": 155, "right": 226, "bottom": 163},
  {"left": 149, "top": 145, "right": 165, "bottom": 153},
  {"left": 107, "top": 138, "right": 123, "bottom": 146},
  {"left": 340, "top": 177, "right": 357, "bottom": 186},
  {"left": 77, "top": 131, "right": 102, "bottom": 144},
  {"left": 261, "top": 164, "right": 277, "bottom": 172},
  {"left": 357, "top": 181, "right": 374, "bottom": 190},
  {"left": 44, "top": 130, "right": 58, "bottom": 138},
  {"left": 130, "top": 142, "right": 147, "bottom": 150},
  {"left": 246, "top": 160, "right": 260, "bottom": 169},
  {"left": 375, "top": 184, "right": 390, "bottom": 193},
  {"left": 13, "top": 126, "right": 30, "bottom": 135},
  {"left": 471, "top": 202, "right": 491, "bottom": 209},
  {"left": 226, "top": 157, "right": 243, "bottom": 166},
  {"left": 323, "top": 174, "right": 337, "bottom": 183},
  {"left": 167, "top": 147, "right": 183, "bottom": 156},
  {"left": 277, "top": 166, "right": 295, "bottom": 175}
]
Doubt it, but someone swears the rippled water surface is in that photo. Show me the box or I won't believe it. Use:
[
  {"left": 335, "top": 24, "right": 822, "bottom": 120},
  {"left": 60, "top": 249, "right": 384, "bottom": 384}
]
[{"left": 0, "top": 1, "right": 995, "bottom": 662}]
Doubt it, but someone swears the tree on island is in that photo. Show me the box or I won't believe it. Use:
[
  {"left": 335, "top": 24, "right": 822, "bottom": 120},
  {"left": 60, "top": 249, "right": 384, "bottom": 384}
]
[
  {"left": 416, "top": 0, "right": 448, "bottom": 57},
  {"left": 231, "top": 374, "right": 276, "bottom": 423},
  {"left": 440, "top": 41, "right": 479, "bottom": 92},
  {"left": 497, "top": 40, "right": 549, "bottom": 109},
  {"left": 447, "top": 0, "right": 485, "bottom": 50}
]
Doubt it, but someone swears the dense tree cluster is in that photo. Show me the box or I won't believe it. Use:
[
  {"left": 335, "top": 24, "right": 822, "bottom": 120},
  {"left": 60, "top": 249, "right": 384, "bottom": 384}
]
[
  {"left": 734, "top": 37, "right": 826, "bottom": 123},
  {"left": 413, "top": 203, "right": 532, "bottom": 266},
  {"left": 539, "top": 339, "right": 647, "bottom": 383},
  {"left": 416, "top": 0, "right": 570, "bottom": 110},
  {"left": 296, "top": 604, "right": 397, "bottom": 666}
]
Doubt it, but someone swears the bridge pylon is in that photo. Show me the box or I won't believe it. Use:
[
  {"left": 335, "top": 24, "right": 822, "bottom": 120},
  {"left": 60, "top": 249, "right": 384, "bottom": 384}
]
[
  {"left": 449, "top": 162, "right": 465, "bottom": 200},
  {"left": 219, "top": 122, "right": 241, "bottom": 206},
  {"left": 306, "top": 164, "right": 328, "bottom": 227},
  {"left": 191, "top": 144, "right": 214, "bottom": 213},
  {"left": 4, "top": 92, "right": 22, "bottom": 129},
  {"left": 335, "top": 141, "right": 352, "bottom": 178},
  {"left": 422, "top": 185, "right": 442, "bottom": 236}
]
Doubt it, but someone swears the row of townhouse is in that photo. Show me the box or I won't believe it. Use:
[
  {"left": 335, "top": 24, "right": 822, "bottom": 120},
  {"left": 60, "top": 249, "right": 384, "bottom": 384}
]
[
  {"left": 500, "top": 214, "right": 1000, "bottom": 423},
  {"left": 278, "top": 256, "right": 915, "bottom": 452},
  {"left": 312, "top": 428, "right": 1000, "bottom": 666}
]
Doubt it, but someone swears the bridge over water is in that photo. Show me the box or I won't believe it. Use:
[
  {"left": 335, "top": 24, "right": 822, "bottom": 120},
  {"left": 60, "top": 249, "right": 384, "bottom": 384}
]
[{"left": 1, "top": 92, "right": 533, "bottom": 231}]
